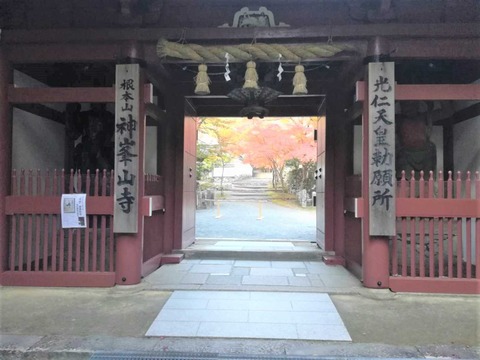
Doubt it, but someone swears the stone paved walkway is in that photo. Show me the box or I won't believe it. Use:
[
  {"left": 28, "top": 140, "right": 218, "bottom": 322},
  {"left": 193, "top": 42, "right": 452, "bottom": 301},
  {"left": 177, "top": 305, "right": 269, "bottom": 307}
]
[
  {"left": 145, "top": 291, "right": 352, "bottom": 341},
  {"left": 144, "top": 258, "right": 362, "bottom": 293}
]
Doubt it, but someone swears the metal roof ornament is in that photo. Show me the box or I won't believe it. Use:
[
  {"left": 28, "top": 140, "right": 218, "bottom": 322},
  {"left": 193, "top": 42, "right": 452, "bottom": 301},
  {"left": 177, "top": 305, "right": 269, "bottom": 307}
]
[{"left": 219, "top": 7, "right": 290, "bottom": 28}]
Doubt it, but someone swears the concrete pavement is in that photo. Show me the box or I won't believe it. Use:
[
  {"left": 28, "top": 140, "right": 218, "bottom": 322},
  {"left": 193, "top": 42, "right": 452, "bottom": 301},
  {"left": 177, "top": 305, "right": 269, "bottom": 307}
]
[
  {"left": 1, "top": 197, "right": 478, "bottom": 359},
  {"left": 1, "top": 283, "right": 479, "bottom": 359}
]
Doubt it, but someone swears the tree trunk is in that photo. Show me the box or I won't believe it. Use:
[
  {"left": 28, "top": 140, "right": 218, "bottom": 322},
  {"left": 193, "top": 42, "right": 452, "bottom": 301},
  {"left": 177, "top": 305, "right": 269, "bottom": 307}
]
[
  {"left": 220, "top": 159, "right": 225, "bottom": 195},
  {"left": 271, "top": 164, "right": 278, "bottom": 189},
  {"left": 278, "top": 165, "right": 287, "bottom": 192}
]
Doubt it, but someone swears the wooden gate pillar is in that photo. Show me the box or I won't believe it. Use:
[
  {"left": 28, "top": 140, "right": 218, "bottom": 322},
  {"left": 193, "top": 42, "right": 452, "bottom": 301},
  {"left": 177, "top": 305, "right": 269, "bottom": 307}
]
[
  {"left": 163, "top": 92, "right": 184, "bottom": 252},
  {"left": 0, "top": 48, "right": 12, "bottom": 275},
  {"left": 362, "top": 37, "right": 392, "bottom": 289},
  {"left": 114, "top": 41, "right": 146, "bottom": 285},
  {"left": 326, "top": 87, "right": 349, "bottom": 258}
]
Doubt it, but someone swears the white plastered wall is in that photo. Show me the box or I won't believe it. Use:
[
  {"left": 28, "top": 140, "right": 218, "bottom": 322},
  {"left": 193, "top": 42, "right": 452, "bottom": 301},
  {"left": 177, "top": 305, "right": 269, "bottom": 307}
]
[
  {"left": 12, "top": 71, "right": 65, "bottom": 172},
  {"left": 145, "top": 95, "right": 158, "bottom": 174},
  {"left": 454, "top": 79, "right": 479, "bottom": 265},
  {"left": 146, "top": 127, "right": 158, "bottom": 174}
]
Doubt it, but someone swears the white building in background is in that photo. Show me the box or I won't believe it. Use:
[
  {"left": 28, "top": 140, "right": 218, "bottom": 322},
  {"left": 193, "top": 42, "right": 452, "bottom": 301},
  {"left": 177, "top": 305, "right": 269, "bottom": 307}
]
[{"left": 213, "top": 158, "right": 253, "bottom": 178}]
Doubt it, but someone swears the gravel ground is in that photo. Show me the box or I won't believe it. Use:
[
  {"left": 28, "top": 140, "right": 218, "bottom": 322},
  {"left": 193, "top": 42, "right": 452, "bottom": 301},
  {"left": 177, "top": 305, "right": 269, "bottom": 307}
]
[{"left": 196, "top": 201, "right": 316, "bottom": 241}]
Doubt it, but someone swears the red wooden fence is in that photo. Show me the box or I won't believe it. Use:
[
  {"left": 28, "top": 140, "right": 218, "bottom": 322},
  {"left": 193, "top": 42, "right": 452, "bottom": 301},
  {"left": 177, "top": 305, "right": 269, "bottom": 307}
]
[
  {"left": 390, "top": 170, "right": 479, "bottom": 294},
  {"left": 2, "top": 169, "right": 115, "bottom": 287}
]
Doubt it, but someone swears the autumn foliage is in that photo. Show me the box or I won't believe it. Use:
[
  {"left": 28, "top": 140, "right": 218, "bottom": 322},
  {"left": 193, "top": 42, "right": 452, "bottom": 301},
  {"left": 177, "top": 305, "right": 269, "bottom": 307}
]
[{"left": 198, "top": 117, "right": 317, "bottom": 191}]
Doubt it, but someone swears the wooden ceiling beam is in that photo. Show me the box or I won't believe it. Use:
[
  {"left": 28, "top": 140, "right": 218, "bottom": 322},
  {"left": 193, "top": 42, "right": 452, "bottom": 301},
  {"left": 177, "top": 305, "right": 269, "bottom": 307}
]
[
  {"left": 356, "top": 83, "right": 480, "bottom": 102},
  {"left": 194, "top": 106, "right": 320, "bottom": 117},
  {"left": 8, "top": 86, "right": 115, "bottom": 104},
  {"left": 390, "top": 39, "right": 480, "bottom": 60},
  {"left": 6, "top": 44, "right": 121, "bottom": 63},
  {"left": 3, "top": 23, "right": 479, "bottom": 44},
  {"left": 437, "top": 103, "right": 480, "bottom": 126},
  {"left": 6, "top": 39, "right": 479, "bottom": 67},
  {"left": 13, "top": 103, "right": 63, "bottom": 124},
  {"left": 187, "top": 95, "right": 324, "bottom": 106},
  {"left": 8, "top": 85, "right": 153, "bottom": 104}
]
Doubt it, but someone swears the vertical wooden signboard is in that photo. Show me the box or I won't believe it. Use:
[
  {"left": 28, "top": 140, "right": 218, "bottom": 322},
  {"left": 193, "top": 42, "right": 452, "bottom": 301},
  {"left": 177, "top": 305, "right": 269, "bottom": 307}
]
[
  {"left": 368, "top": 62, "right": 395, "bottom": 236},
  {"left": 114, "top": 64, "right": 140, "bottom": 233}
]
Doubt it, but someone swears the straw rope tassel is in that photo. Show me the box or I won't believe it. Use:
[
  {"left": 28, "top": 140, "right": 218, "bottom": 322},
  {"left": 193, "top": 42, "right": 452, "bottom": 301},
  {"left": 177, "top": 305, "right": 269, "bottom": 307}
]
[
  {"left": 293, "top": 65, "right": 308, "bottom": 95},
  {"left": 195, "top": 64, "right": 211, "bottom": 95},
  {"left": 243, "top": 61, "right": 259, "bottom": 89}
]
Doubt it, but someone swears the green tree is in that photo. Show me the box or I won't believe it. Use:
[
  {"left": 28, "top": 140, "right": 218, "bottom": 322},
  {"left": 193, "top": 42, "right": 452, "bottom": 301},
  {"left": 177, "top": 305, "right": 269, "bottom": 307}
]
[{"left": 197, "top": 117, "right": 238, "bottom": 194}]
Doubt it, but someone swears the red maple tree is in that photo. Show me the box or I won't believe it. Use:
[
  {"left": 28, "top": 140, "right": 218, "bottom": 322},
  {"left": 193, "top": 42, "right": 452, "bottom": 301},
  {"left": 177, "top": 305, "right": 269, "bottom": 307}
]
[{"left": 226, "top": 117, "right": 316, "bottom": 190}]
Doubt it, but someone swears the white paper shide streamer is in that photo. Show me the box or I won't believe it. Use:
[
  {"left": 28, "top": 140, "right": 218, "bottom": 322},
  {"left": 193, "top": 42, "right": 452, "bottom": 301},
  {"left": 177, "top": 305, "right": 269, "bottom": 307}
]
[
  {"left": 224, "top": 53, "right": 231, "bottom": 82},
  {"left": 277, "top": 54, "right": 284, "bottom": 81}
]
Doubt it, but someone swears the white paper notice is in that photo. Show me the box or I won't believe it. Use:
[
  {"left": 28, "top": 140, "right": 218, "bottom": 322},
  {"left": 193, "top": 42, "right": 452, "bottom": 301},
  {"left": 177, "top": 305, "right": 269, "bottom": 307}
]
[{"left": 61, "top": 194, "right": 87, "bottom": 228}]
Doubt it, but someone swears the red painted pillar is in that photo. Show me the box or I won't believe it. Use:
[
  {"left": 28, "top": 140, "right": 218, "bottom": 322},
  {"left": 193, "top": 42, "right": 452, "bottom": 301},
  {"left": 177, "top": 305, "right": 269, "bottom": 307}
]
[
  {"left": 115, "top": 41, "right": 145, "bottom": 285},
  {"left": 161, "top": 92, "right": 182, "bottom": 254},
  {"left": 362, "top": 37, "right": 391, "bottom": 289},
  {"left": 0, "top": 48, "right": 12, "bottom": 277},
  {"left": 172, "top": 95, "right": 185, "bottom": 251}
]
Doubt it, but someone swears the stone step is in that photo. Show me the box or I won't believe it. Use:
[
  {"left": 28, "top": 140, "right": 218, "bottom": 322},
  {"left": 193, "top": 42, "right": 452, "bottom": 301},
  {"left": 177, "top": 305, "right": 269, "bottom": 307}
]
[
  {"left": 230, "top": 191, "right": 268, "bottom": 195},
  {"left": 231, "top": 185, "right": 269, "bottom": 190},
  {"left": 230, "top": 187, "right": 268, "bottom": 192},
  {"left": 179, "top": 250, "right": 324, "bottom": 261},
  {"left": 176, "top": 248, "right": 325, "bottom": 261},
  {"left": 175, "top": 240, "right": 326, "bottom": 261},
  {"left": 228, "top": 196, "right": 270, "bottom": 200}
]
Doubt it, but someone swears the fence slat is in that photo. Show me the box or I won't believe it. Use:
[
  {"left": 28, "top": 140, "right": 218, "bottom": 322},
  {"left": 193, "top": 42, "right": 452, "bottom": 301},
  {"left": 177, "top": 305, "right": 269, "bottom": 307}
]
[
  {"left": 455, "top": 171, "right": 463, "bottom": 278},
  {"left": 438, "top": 171, "right": 444, "bottom": 277},
  {"left": 392, "top": 226, "right": 398, "bottom": 275},
  {"left": 59, "top": 171, "right": 65, "bottom": 271},
  {"left": 43, "top": 170, "right": 50, "bottom": 271},
  {"left": 75, "top": 171, "right": 82, "bottom": 272},
  {"left": 401, "top": 217, "right": 407, "bottom": 276},
  {"left": 428, "top": 171, "right": 435, "bottom": 277},
  {"left": 419, "top": 172, "right": 426, "bottom": 277},
  {"left": 100, "top": 170, "right": 107, "bottom": 272},
  {"left": 109, "top": 216, "right": 114, "bottom": 272},
  {"left": 26, "top": 170, "right": 34, "bottom": 272},
  {"left": 399, "top": 171, "right": 407, "bottom": 276},
  {"left": 52, "top": 171, "right": 58, "bottom": 271},
  {"left": 34, "top": 170, "right": 42, "bottom": 271},
  {"left": 10, "top": 215, "right": 17, "bottom": 271},
  {"left": 92, "top": 170, "right": 99, "bottom": 272},
  {"left": 84, "top": 170, "right": 91, "bottom": 272},
  {"left": 67, "top": 230, "right": 73, "bottom": 272},
  {"left": 447, "top": 171, "right": 454, "bottom": 278},
  {"left": 35, "top": 215, "right": 41, "bottom": 271},
  {"left": 390, "top": 177, "right": 402, "bottom": 275},
  {"left": 60, "top": 169, "right": 65, "bottom": 194},
  {"left": 465, "top": 172, "right": 472, "bottom": 279},
  {"left": 409, "top": 171, "right": 416, "bottom": 276},
  {"left": 18, "top": 214, "right": 24, "bottom": 271},
  {"left": 9, "top": 170, "right": 17, "bottom": 271},
  {"left": 109, "top": 171, "right": 115, "bottom": 272},
  {"left": 476, "top": 172, "right": 480, "bottom": 279},
  {"left": 26, "top": 214, "right": 33, "bottom": 272},
  {"left": 28, "top": 169, "right": 33, "bottom": 195}
]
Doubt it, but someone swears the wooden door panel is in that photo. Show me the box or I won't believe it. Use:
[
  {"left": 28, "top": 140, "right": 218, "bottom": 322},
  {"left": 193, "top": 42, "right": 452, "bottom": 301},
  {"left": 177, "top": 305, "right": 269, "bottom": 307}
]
[
  {"left": 182, "top": 114, "right": 197, "bottom": 248},
  {"left": 316, "top": 116, "right": 326, "bottom": 248}
]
